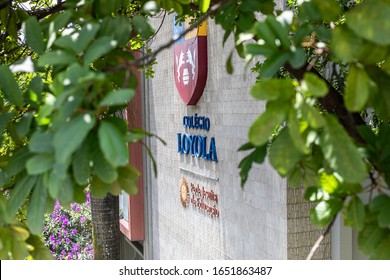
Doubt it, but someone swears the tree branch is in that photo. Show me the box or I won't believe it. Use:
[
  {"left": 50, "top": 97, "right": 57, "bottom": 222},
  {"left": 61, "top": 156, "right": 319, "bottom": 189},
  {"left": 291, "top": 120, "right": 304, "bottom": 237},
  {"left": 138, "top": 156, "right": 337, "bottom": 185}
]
[
  {"left": 131, "top": 1, "right": 226, "bottom": 67},
  {"left": 27, "top": 1, "right": 65, "bottom": 20},
  {"left": 306, "top": 214, "right": 338, "bottom": 260},
  {"left": 0, "top": 0, "right": 12, "bottom": 10},
  {"left": 285, "top": 63, "right": 366, "bottom": 144}
]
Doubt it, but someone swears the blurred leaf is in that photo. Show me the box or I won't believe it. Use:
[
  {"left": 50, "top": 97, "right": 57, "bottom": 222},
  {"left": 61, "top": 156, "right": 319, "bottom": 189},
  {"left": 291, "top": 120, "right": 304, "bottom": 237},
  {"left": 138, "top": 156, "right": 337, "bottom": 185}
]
[
  {"left": 0, "top": 65, "right": 24, "bottom": 107},
  {"left": 84, "top": 36, "right": 117, "bottom": 66},
  {"left": 133, "top": 16, "right": 155, "bottom": 39},
  {"left": 301, "top": 73, "right": 328, "bottom": 97},
  {"left": 90, "top": 175, "right": 111, "bottom": 198},
  {"left": 114, "top": 164, "right": 139, "bottom": 195},
  {"left": 301, "top": 103, "right": 326, "bottom": 129},
  {"left": 7, "top": 175, "right": 38, "bottom": 217},
  {"left": 53, "top": 113, "right": 96, "bottom": 163},
  {"left": 304, "top": 186, "right": 328, "bottom": 202},
  {"left": 250, "top": 79, "right": 295, "bottom": 101},
  {"left": 23, "top": 17, "right": 44, "bottom": 54},
  {"left": 16, "top": 112, "right": 33, "bottom": 137},
  {"left": 26, "top": 178, "right": 47, "bottom": 235},
  {"left": 320, "top": 115, "right": 368, "bottom": 183},
  {"left": 269, "top": 129, "right": 303, "bottom": 176},
  {"left": 312, "top": 0, "right": 341, "bottom": 22},
  {"left": 10, "top": 226, "right": 30, "bottom": 242},
  {"left": 347, "top": 1, "right": 390, "bottom": 46},
  {"left": 260, "top": 52, "right": 290, "bottom": 79},
  {"left": 5, "top": 147, "right": 32, "bottom": 177},
  {"left": 98, "top": 121, "right": 128, "bottom": 167},
  {"left": 249, "top": 102, "right": 289, "bottom": 146},
  {"left": 331, "top": 25, "right": 363, "bottom": 62},
  {"left": 29, "top": 131, "right": 54, "bottom": 153},
  {"left": 238, "top": 144, "right": 267, "bottom": 187},
  {"left": 99, "top": 89, "right": 134, "bottom": 107},
  {"left": 26, "top": 154, "right": 54, "bottom": 175},
  {"left": 199, "top": 0, "right": 211, "bottom": 13},
  {"left": 370, "top": 194, "right": 390, "bottom": 228},
  {"left": 345, "top": 64, "right": 371, "bottom": 112},
  {"left": 72, "top": 143, "right": 91, "bottom": 185},
  {"left": 343, "top": 196, "right": 365, "bottom": 231},
  {"left": 26, "top": 235, "right": 53, "bottom": 260},
  {"left": 38, "top": 50, "right": 77, "bottom": 67},
  {"left": 288, "top": 109, "right": 310, "bottom": 154},
  {"left": 310, "top": 199, "right": 343, "bottom": 227},
  {"left": 92, "top": 142, "right": 118, "bottom": 184}
]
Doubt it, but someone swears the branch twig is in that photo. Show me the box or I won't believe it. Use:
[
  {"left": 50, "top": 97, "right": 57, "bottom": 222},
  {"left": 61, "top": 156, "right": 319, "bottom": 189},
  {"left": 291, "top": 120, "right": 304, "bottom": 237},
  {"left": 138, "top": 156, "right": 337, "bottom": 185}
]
[{"left": 306, "top": 214, "right": 338, "bottom": 260}]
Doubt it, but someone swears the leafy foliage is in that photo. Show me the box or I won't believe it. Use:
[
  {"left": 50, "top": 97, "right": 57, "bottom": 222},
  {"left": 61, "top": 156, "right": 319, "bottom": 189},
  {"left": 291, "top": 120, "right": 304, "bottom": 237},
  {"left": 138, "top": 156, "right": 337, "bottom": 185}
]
[{"left": 1, "top": 0, "right": 390, "bottom": 260}]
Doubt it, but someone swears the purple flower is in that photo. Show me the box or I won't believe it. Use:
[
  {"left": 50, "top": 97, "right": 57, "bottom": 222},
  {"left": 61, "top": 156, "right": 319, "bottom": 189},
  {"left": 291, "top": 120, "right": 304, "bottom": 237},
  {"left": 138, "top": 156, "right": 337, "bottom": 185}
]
[
  {"left": 71, "top": 229, "right": 77, "bottom": 235},
  {"left": 80, "top": 215, "right": 86, "bottom": 223},
  {"left": 72, "top": 243, "right": 80, "bottom": 252},
  {"left": 66, "top": 238, "right": 71, "bottom": 244},
  {"left": 50, "top": 235, "right": 55, "bottom": 242}
]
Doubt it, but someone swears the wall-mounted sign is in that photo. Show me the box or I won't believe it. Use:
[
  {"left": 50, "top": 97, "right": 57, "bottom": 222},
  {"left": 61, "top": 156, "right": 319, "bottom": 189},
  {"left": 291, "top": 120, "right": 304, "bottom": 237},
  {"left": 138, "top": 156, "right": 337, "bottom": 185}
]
[
  {"left": 177, "top": 114, "right": 218, "bottom": 162},
  {"left": 173, "top": 16, "right": 208, "bottom": 105},
  {"left": 180, "top": 177, "right": 220, "bottom": 218}
]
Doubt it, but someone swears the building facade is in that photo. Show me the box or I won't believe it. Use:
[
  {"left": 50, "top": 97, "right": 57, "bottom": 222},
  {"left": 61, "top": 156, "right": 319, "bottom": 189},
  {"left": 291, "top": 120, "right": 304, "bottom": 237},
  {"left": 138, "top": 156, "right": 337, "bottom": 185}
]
[{"left": 119, "top": 5, "right": 362, "bottom": 260}]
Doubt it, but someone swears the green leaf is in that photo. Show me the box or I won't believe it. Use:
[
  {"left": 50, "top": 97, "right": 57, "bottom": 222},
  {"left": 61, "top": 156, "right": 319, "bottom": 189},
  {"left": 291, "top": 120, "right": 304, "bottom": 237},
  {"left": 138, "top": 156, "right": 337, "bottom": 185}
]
[
  {"left": 99, "top": 89, "right": 134, "bottom": 107},
  {"left": 29, "top": 131, "right": 54, "bottom": 153},
  {"left": 75, "top": 23, "right": 100, "bottom": 53},
  {"left": 269, "top": 129, "right": 303, "bottom": 176},
  {"left": 301, "top": 73, "right": 328, "bottom": 97},
  {"left": 343, "top": 196, "right": 365, "bottom": 231},
  {"left": 92, "top": 143, "right": 118, "bottom": 184},
  {"left": 11, "top": 239, "right": 28, "bottom": 260},
  {"left": 249, "top": 102, "right": 289, "bottom": 146},
  {"left": 26, "top": 178, "right": 47, "bottom": 235},
  {"left": 226, "top": 51, "right": 234, "bottom": 74},
  {"left": 0, "top": 65, "right": 24, "bottom": 107},
  {"left": 345, "top": 64, "right": 371, "bottom": 112},
  {"left": 84, "top": 36, "right": 117, "bottom": 66},
  {"left": 245, "top": 43, "right": 275, "bottom": 57},
  {"left": 5, "top": 147, "right": 32, "bottom": 176},
  {"left": 331, "top": 25, "right": 363, "bottom": 62},
  {"left": 312, "top": 0, "right": 341, "bottom": 22},
  {"left": 16, "top": 112, "right": 33, "bottom": 137},
  {"left": 288, "top": 109, "right": 310, "bottom": 154},
  {"left": 99, "top": 16, "right": 131, "bottom": 46},
  {"left": 238, "top": 144, "right": 267, "bottom": 187},
  {"left": 358, "top": 221, "right": 388, "bottom": 257},
  {"left": 38, "top": 50, "right": 77, "bottom": 67},
  {"left": 57, "top": 176, "right": 74, "bottom": 205},
  {"left": 310, "top": 199, "right": 343, "bottom": 227},
  {"left": 301, "top": 103, "right": 326, "bottom": 129},
  {"left": 53, "top": 113, "right": 96, "bottom": 163},
  {"left": 250, "top": 79, "right": 295, "bottom": 101},
  {"left": 90, "top": 175, "right": 111, "bottom": 198},
  {"left": 133, "top": 16, "right": 155, "bottom": 39},
  {"left": 72, "top": 143, "right": 91, "bottom": 185},
  {"left": 320, "top": 115, "right": 368, "bottom": 183},
  {"left": 0, "top": 112, "right": 16, "bottom": 136},
  {"left": 10, "top": 226, "right": 30, "bottom": 242},
  {"left": 98, "top": 121, "right": 128, "bottom": 167},
  {"left": 370, "top": 194, "right": 390, "bottom": 228},
  {"left": 26, "top": 235, "right": 53, "bottom": 260},
  {"left": 199, "top": 0, "right": 211, "bottom": 13},
  {"left": 347, "top": 1, "right": 390, "bottom": 46},
  {"left": 288, "top": 47, "right": 306, "bottom": 69},
  {"left": 7, "top": 175, "right": 38, "bottom": 217},
  {"left": 114, "top": 164, "right": 139, "bottom": 195},
  {"left": 304, "top": 186, "right": 328, "bottom": 202},
  {"left": 260, "top": 52, "right": 290, "bottom": 79},
  {"left": 26, "top": 154, "right": 54, "bottom": 175},
  {"left": 23, "top": 17, "right": 44, "bottom": 54}
]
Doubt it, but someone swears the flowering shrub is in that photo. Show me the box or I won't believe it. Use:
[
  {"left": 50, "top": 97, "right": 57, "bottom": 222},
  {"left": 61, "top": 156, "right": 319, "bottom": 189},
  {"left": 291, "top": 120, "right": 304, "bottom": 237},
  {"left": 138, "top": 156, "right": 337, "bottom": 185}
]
[{"left": 42, "top": 193, "right": 94, "bottom": 260}]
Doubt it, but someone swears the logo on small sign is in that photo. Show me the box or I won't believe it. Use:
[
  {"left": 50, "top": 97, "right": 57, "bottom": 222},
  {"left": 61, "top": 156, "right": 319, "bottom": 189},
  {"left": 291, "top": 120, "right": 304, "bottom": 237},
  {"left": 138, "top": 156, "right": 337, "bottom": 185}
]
[{"left": 173, "top": 16, "right": 208, "bottom": 105}]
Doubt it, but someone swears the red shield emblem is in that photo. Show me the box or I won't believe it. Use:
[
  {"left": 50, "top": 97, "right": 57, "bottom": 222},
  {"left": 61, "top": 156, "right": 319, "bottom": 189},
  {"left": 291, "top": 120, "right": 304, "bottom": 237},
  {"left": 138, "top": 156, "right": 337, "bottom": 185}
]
[{"left": 173, "top": 17, "right": 207, "bottom": 105}]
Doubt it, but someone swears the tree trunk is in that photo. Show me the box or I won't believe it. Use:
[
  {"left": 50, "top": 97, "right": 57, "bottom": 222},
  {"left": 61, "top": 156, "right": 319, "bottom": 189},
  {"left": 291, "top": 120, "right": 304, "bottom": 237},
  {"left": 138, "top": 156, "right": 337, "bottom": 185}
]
[{"left": 91, "top": 193, "right": 120, "bottom": 260}]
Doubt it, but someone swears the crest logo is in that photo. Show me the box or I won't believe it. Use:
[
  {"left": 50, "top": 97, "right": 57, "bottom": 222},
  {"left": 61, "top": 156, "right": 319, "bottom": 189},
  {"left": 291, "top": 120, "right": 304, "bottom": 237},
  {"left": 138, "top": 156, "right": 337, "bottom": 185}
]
[
  {"left": 180, "top": 177, "right": 189, "bottom": 207},
  {"left": 173, "top": 17, "right": 208, "bottom": 105}
]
